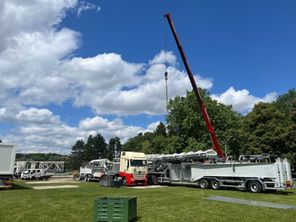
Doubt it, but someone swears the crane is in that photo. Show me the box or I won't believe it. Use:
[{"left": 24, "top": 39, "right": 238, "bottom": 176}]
[{"left": 164, "top": 13, "right": 224, "bottom": 159}]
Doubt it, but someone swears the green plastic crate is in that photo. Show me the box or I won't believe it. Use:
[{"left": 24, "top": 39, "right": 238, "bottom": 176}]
[{"left": 93, "top": 197, "right": 137, "bottom": 222}]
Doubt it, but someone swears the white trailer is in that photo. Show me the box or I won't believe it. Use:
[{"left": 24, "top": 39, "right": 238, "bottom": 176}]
[
  {"left": 0, "top": 144, "right": 16, "bottom": 189},
  {"left": 147, "top": 150, "right": 293, "bottom": 193}
]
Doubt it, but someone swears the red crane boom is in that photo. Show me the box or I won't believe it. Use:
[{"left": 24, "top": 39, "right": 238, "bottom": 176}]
[{"left": 164, "top": 13, "right": 224, "bottom": 159}]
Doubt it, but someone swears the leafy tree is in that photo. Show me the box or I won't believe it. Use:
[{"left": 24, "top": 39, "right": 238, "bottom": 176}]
[
  {"left": 184, "top": 137, "right": 208, "bottom": 152},
  {"left": 84, "top": 134, "right": 107, "bottom": 161},
  {"left": 163, "top": 135, "right": 183, "bottom": 154},
  {"left": 141, "top": 140, "right": 153, "bottom": 154},
  {"left": 155, "top": 122, "right": 167, "bottom": 136},
  {"left": 274, "top": 89, "right": 296, "bottom": 114},
  {"left": 150, "top": 135, "right": 167, "bottom": 154},
  {"left": 70, "top": 139, "right": 85, "bottom": 170},
  {"left": 122, "top": 132, "right": 154, "bottom": 152},
  {"left": 70, "top": 133, "right": 108, "bottom": 170},
  {"left": 167, "top": 90, "right": 241, "bottom": 154},
  {"left": 240, "top": 102, "right": 290, "bottom": 155},
  {"left": 108, "top": 137, "right": 122, "bottom": 159}
]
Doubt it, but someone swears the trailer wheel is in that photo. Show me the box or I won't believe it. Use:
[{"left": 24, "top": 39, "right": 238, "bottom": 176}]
[
  {"left": 248, "top": 181, "right": 262, "bottom": 193},
  {"left": 199, "top": 179, "right": 209, "bottom": 189},
  {"left": 210, "top": 179, "right": 220, "bottom": 190}
]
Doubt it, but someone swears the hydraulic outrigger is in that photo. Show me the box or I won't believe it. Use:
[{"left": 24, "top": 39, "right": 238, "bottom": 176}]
[{"left": 164, "top": 13, "right": 224, "bottom": 159}]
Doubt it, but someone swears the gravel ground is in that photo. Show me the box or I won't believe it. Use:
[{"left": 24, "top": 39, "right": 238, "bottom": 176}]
[
  {"left": 25, "top": 176, "right": 78, "bottom": 184},
  {"left": 32, "top": 185, "right": 79, "bottom": 190},
  {"left": 129, "top": 185, "right": 167, "bottom": 189}
]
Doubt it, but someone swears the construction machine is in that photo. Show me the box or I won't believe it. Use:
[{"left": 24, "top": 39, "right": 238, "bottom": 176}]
[{"left": 145, "top": 14, "right": 293, "bottom": 193}]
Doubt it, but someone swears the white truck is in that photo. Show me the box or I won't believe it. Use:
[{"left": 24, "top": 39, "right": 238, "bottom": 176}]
[
  {"left": 21, "top": 169, "right": 53, "bottom": 180},
  {"left": 82, "top": 152, "right": 148, "bottom": 186},
  {"left": 147, "top": 150, "right": 293, "bottom": 193},
  {"left": 79, "top": 159, "right": 112, "bottom": 181},
  {"left": 118, "top": 151, "right": 148, "bottom": 186},
  {"left": 0, "top": 144, "right": 16, "bottom": 189}
]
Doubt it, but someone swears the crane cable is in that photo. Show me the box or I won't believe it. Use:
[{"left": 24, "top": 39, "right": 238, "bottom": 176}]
[{"left": 163, "top": 16, "right": 169, "bottom": 113}]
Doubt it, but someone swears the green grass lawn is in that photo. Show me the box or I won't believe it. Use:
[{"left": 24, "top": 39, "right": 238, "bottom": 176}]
[{"left": 0, "top": 180, "right": 295, "bottom": 222}]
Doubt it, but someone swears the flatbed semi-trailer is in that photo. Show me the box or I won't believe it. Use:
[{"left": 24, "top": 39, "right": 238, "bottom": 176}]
[{"left": 147, "top": 151, "right": 293, "bottom": 193}]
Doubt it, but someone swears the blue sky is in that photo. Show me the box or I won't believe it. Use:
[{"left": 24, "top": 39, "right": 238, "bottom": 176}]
[
  {"left": 0, "top": 0, "right": 295, "bottom": 153},
  {"left": 62, "top": 0, "right": 296, "bottom": 94}
]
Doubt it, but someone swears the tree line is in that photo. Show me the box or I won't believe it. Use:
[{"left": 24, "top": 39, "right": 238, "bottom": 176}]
[
  {"left": 70, "top": 135, "right": 122, "bottom": 170},
  {"left": 122, "top": 89, "right": 296, "bottom": 166}
]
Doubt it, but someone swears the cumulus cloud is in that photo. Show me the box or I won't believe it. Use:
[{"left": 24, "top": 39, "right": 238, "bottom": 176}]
[
  {"left": 0, "top": 0, "right": 78, "bottom": 52},
  {"left": 0, "top": 0, "right": 212, "bottom": 117},
  {"left": 78, "top": 116, "right": 147, "bottom": 143},
  {"left": 65, "top": 52, "right": 213, "bottom": 116},
  {"left": 211, "top": 87, "right": 278, "bottom": 113},
  {"left": 0, "top": 0, "right": 279, "bottom": 153},
  {"left": 2, "top": 107, "right": 148, "bottom": 153},
  {"left": 0, "top": 0, "right": 80, "bottom": 107},
  {"left": 15, "top": 108, "right": 60, "bottom": 124}
]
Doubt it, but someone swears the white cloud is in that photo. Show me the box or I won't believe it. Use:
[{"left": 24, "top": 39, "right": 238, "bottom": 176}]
[
  {"left": 0, "top": 0, "right": 280, "bottom": 154},
  {"left": 62, "top": 53, "right": 143, "bottom": 92},
  {"left": 2, "top": 107, "right": 148, "bottom": 153},
  {"left": 15, "top": 108, "right": 60, "bottom": 124},
  {"left": 78, "top": 116, "right": 146, "bottom": 143},
  {"left": 0, "top": 0, "right": 78, "bottom": 52},
  {"left": 262, "top": 92, "right": 278, "bottom": 103},
  {"left": 147, "top": 121, "right": 161, "bottom": 131},
  {"left": 0, "top": 0, "right": 213, "bottom": 117},
  {"left": 0, "top": 0, "right": 80, "bottom": 107},
  {"left": 64, "top": 53, "right": 213, "bottom": 116},
  {"left": 149, "top": 50, "right": 177, "bottom": 66},
  {"left": 76, "top": 0, "right": 101, "bottom": 17},
  {"left": 212, "top": 87, "right": 278, "bottom": 113}
]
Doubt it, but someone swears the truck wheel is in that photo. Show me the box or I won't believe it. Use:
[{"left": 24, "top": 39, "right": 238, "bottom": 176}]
[
  {"left": 210, "top": 179, "right": 220, "bottom": 190},
  {"left": 248, "top": 181, "right": 262, "bottom": 193},
  {"left": 199, "top": 179, "right": 209, "bottom": 189},
  {"left": 122, "top": 177, "right": 127, "bottom": 186},
  {"left": 152, "top": 175, "right": 158, "bottom": 185}
]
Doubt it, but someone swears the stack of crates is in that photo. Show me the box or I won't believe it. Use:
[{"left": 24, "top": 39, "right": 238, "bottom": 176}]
[{"left": 93, "top": 197, "right": 137, "bottom": 222}]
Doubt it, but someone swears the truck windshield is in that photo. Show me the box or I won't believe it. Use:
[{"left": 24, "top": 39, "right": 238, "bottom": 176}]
[{"left": 130, "top": 159, "right": 147, "bottom": 167}]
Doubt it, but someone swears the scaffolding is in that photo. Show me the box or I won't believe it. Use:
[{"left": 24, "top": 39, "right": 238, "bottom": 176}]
[{"left": 15, "top": 161, "right": 65, "bottom": 174}]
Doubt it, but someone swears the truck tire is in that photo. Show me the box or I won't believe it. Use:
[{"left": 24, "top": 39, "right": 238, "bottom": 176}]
[
  {"left": 210, "top": 179, "right": 221, "bottom": 190},
  {"left": 248, "top": 180, "right": 262, "bottom": 193},
  {"left": 199, "top": 178, "right": 209, "bottom": 189},
  {"left": 122, "top": 177, "right": 127, "bottom": 186},
  {"left": 151, "top": 175, "right": 158, "bottom": 185}
]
